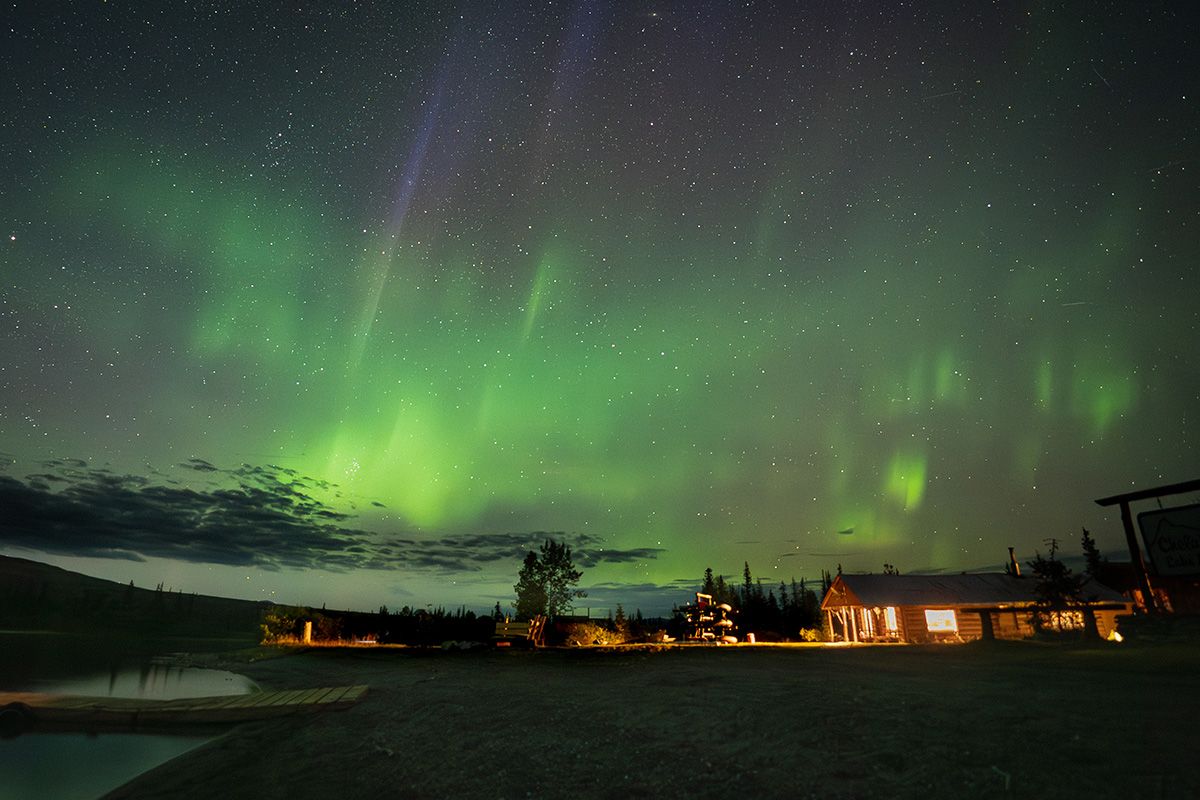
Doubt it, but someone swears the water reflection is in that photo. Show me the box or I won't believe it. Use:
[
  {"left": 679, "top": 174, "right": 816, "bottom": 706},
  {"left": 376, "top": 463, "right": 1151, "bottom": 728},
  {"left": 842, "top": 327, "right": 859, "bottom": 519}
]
[
  {"left": 0, "top": 634, "right": 258, "bottom": 799},
  {"left": 0, "top": 631, "right": 257, "bottom": 691},
  {"left": 44, "top": 661, "right": 258, "bottom": 700},
  {"left": 0, "top": 731, "right": 209, "bottom": 800}
]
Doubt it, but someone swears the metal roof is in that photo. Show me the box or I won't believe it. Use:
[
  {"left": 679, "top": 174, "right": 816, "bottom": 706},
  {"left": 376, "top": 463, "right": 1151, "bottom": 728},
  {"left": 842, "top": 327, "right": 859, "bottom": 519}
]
[{"left": 822, "top": 572, "right": 1129, "bottom": 609}]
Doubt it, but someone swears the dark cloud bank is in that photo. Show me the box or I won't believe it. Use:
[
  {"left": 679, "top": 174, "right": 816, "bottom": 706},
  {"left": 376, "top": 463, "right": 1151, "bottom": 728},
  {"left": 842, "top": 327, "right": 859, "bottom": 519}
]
[{"left": 0, "top": 460, "right": 666, "bottom": 575}]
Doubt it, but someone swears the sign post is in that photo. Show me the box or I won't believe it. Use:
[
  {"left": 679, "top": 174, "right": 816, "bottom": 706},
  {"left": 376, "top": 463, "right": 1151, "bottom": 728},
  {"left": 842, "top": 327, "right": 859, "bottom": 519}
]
[
  {"left": 1096, "top": 478, "right": 1200, "bottom": 613},
  {"left": 1137, "top": 503, "right": 1200, "bottom": 577}
]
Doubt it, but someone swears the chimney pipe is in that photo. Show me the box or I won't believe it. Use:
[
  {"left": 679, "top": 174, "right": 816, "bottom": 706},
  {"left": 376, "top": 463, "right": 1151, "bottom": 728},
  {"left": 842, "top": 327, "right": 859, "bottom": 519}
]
[{"left": 1007, "top": 547, "right": 1021, "bottom": 578}]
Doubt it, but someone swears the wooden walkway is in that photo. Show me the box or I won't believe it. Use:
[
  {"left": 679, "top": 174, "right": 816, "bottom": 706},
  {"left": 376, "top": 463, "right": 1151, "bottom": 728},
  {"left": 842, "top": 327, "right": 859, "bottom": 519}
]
[{"left": 0, "top": 685, "right": 368, "bottom": 733}]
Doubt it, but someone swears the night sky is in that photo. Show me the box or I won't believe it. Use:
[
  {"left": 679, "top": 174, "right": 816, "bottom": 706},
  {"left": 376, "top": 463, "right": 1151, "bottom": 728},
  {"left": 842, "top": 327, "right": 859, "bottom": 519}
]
[{"left": 2, "top": 2, "right": 1196, "bottom": 615}]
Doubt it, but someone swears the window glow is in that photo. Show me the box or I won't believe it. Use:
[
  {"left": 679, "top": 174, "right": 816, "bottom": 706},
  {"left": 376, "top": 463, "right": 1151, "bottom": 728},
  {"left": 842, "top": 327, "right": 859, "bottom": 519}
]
[
  {"left": 884, "top": 606, "right": 898, "bottom": 634},
  {"left": 861, "top": 608, "right": 876, "bottom": 637},
  {"left": 924, "top": 609, "right": 957, "bottom": 632},
  {"left": 1038, "top": 610, "right": 1084, "bottom": 632}
]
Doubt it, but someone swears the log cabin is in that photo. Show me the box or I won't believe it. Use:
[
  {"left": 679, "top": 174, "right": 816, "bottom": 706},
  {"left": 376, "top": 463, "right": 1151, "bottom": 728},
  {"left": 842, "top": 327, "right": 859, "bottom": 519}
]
[{"left": 820, "top": 572, "right": 1133, "bottom": 643}]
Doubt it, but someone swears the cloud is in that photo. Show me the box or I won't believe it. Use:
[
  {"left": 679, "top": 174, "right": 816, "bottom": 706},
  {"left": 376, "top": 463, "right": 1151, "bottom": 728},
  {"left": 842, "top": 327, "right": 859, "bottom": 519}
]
[
  {"left": 0, "top": 462, "right": 666, "bottom": 576},
  {"left": 0, "top": 465, "right": 366, "bottom": 571},
  {"left": 371, "top": 530, "right": 667, "bottom": 574},
  {"left": 576, "top": 581, "right": 695, "bottom": 616},
  {"left": 181, "top": 458, "right": 220, "bottom": 472}
]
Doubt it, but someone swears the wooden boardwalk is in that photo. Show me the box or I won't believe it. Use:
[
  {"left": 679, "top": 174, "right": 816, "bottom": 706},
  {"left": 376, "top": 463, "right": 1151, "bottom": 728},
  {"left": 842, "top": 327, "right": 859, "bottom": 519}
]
[{"left": 0, "top": 685, "right": 368, "bottom": 733}]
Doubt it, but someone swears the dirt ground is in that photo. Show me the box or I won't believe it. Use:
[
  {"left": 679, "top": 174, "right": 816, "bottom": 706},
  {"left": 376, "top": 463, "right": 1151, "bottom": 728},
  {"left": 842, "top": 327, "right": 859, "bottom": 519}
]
[{"left": 102, "top": 637, "right": 1198, "bottom": 800}]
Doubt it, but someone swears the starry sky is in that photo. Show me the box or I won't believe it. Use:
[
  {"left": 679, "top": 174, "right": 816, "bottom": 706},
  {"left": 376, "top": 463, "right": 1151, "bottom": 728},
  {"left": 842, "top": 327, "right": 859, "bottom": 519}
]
[{"left": 1, "top": 2, "right": 1196, "bottom": 615}]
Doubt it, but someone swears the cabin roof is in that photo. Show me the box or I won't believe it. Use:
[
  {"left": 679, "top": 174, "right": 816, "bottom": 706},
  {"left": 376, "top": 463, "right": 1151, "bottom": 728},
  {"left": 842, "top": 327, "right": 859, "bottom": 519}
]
[{"left": 821, "top": 572, "right": 1128, "bottom": 609}]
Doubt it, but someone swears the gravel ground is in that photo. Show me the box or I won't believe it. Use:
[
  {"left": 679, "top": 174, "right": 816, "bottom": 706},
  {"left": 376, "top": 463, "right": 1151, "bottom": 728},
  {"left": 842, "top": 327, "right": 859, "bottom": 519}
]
[{"left": 102, "top": 638, "right": 1198, "bottom": 800}]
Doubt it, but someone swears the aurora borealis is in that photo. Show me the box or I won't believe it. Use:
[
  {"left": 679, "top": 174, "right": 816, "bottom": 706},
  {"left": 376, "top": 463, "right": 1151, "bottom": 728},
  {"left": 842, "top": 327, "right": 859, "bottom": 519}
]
[{"left": 1, "top": 3, "right": 1196, "bottom": 614}]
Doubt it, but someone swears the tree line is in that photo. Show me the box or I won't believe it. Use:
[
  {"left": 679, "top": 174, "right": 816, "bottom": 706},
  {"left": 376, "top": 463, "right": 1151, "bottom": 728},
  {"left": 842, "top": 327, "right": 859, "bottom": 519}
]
[
  {"left": 697, "top": 562, "right": 825, "bottom": 641},
  {"left": 261, "top": 528, "right": 1124, "bottom": 646}
]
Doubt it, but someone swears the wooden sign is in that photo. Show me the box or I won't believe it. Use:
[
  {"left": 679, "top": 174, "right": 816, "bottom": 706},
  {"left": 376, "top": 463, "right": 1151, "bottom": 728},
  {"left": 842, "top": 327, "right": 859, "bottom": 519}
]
[{"left": 1138, "top": 503, "right": 1200, "bottom": 577}]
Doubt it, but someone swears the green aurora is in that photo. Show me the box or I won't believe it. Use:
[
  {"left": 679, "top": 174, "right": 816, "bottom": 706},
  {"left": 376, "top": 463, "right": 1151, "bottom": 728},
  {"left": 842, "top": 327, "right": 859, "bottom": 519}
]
[{"left": 1, "top": 3, "right": 1195, "bottom": 612}]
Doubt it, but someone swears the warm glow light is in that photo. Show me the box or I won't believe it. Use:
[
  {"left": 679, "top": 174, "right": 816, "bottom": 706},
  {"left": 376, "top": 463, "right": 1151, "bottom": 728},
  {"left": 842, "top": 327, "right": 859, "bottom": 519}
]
[
  {"left": 1037, "top": 610, "right": 1085, "bottom": 632},
  {"left": 860, "top": 608, "right": 876, "bottom": 637},
  {"left": 924, "top": 609, "right": 957, "bottom": 632}
]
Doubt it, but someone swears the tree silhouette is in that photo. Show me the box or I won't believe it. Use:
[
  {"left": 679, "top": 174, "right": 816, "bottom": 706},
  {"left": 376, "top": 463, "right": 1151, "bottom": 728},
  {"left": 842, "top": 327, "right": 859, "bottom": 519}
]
[
  {"left": 1080, "top": 527, "right": 1105, "bottom": 577},
  {"left": 1027, "top": 538, "right": 1085, "bottom": 633},
  {"left": 514, "top": 538, "right": 585, "bottom": 619},
  {"left": 514, "top": 551, "right": 549, "bottom": 619},
  {"left": 614, "top": 604, "right": 629, "bottom": 641},
  {"left": 820, "top": 569, "right": 834, "bottom": 597}
]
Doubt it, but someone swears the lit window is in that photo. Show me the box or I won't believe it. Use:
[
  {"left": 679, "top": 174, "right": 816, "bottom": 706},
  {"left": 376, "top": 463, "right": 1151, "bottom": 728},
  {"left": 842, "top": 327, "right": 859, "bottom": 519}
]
[
  {"left": 861, "top": 608, "right": 876, "bottom": 637},
  {"left": 925, "top": 609, "right": 957, "bottom": 632},
  {"left": 884, "top": 607, "right": 898, "bottom": 634},
  {"left": 1038, "top": 610, "right": 1084, "bottom": 632}
]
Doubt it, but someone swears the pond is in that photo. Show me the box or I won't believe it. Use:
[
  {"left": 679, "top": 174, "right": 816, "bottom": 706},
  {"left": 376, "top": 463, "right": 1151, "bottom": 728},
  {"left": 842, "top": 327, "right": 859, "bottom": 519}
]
[{"left": 0, "top": 631, "right": 257, "bottom": 800}]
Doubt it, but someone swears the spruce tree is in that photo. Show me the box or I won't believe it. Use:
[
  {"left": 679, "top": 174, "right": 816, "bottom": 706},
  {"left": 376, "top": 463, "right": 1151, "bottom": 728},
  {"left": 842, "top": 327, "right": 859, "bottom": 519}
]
[
  {"left": 714, "top": 574, "right": 731, "bottom": 605},
  {"left": 1026, "top": 538, "right": 1084, "bottom": 633},
  {"left": 1081, "top": 527, "right": 1104, "bottom": 577},
  {"left": 820, "top": 569, "right": 833, "bottom": 597}
]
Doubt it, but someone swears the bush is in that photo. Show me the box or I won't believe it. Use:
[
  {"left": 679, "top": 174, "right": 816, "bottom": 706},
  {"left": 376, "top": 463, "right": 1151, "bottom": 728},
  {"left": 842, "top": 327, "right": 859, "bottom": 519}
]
[
  {"left": 260, "top": 605, "right": 305, "bottom": 642},
  {"left": 260, "top": 606, "right": 346, "bottom": 643},
  {"left": 313, "top": 611, "right": 343, "bottom": 641},
  {"left": 799, "top": 627, "right": 822, "bottom": 642},
  {"left": 560, "top": 621, "right": 623, "bottom": 646}
]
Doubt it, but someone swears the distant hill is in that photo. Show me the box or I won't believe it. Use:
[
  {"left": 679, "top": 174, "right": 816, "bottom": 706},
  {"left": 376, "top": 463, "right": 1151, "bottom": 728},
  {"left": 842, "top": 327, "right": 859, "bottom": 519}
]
[{"left": 0, "top": 555, "right": 268, "bottom": 642}]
